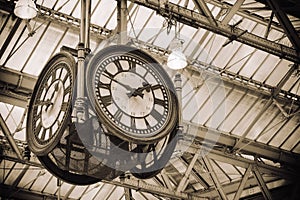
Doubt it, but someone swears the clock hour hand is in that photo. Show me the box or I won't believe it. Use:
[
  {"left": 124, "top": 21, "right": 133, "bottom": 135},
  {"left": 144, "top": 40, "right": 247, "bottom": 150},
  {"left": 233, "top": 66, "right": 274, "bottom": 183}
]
[{"left": 128, "top": 82, "right": 151, "bottom": 98}]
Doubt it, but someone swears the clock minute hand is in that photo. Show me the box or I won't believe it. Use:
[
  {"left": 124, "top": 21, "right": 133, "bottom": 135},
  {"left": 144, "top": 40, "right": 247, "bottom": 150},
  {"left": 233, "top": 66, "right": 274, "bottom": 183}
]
[
  {"left": 102, "top": 73, "right": 135, "bottom": 92},
  {"left": 112, "top": 79, "right": 135, "bottom": 92}
]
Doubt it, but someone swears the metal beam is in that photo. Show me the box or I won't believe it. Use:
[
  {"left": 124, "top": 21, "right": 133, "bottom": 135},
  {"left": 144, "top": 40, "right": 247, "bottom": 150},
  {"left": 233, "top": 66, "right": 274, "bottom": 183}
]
[
  {"left": 0, "top": 184, "right": 74, "bottom": 200},
  {"left": 209, "top": 0, "right": 283, "bottom": 33},
  {"left": 0, "top": 17, "right": 22, "bottom": 61},
  {"left": 1, "top": 138, "right": 296, "bottom": 199},
  {"left": 2, "top": 4, "right": 300, "bottom": 106},
  {"left": 160, "top": 169, "right": 173, "bottom": 190},
  {"left": 202, "top": 156, "right": 228, "bottom": 200},
  {"left": 124, "top": 187, "right": 133, "bottom": 200},
  {"left": 192, "top": 0, "right": 217, "bottom": 26},
  {"left": 117, "top": 0, "right": 128, "bottom": 44},
  {"left": 36, "top": 5, "right": 111, "bottom": 39},
  {"left": 233, "top": 165, "right": 252, "bottom": 200},
  {"left": 233, "top": 63, "right": 298, "bottom": 151},
  {"left": 221, "top": 0, "right": 245, "bottom": 25},
  {"left": 232, "top": 98, "right": 273, "bottom": 151},
  {"left": 265, "top": 0, "right": 300, "bottom": 53},
  {"left": 176, "top": 149, "right": 201, "bottom": 192},
  {"left": 128, "top": 0, "right": 299, "bottom": 63},
  {"left": 252, "top": 165, "right": 273, "bottom": 200},
  {"left": 186, "top": 121, "right": 300, "bottom": 169},
  {"left": 196, "top": 175, "right": 289, "bottom": 199},
  {"left": 0, "top": 114, "right": 23, "bottom": 159},
  {"left": 0, "top": 67, "right": 299, "bottom": 169}
]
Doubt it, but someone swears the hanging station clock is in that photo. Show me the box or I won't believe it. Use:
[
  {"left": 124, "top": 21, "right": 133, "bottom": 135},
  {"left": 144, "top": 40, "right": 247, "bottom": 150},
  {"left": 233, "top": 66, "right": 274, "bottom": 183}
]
[
  {"left": 86, "top": 45, "right": 179, "bottom": 144},
  {"left": 27, "top": 52, "right": 76, "bottom": 155}
]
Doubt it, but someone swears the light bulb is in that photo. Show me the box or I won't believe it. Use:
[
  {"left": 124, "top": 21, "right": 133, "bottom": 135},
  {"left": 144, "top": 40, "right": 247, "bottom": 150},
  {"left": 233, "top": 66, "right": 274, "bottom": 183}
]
[
  {"left": 14, "top": 0, "right": 37, "bottom": 19},
  {"left": 167, "top": 50, "right": 187, "bottom": 70}
]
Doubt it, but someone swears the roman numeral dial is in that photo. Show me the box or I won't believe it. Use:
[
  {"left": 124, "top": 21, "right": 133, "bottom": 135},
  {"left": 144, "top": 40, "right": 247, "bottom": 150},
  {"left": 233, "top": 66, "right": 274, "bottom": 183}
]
[
  {"left": 87, "top": 45, "right": 179, "bottom": 144},
  {"left": 27, "top": 52, "right": 75, "bottom": 155}
]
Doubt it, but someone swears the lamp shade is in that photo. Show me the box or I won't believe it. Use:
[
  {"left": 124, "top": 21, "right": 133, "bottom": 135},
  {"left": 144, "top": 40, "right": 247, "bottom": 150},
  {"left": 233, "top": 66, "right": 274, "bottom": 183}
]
[
  {"left": 167, "top": 50, "right": 187, "bottom": 70},
  {"left": 14, "top": 0, "right": 37, "bottom": 19}
]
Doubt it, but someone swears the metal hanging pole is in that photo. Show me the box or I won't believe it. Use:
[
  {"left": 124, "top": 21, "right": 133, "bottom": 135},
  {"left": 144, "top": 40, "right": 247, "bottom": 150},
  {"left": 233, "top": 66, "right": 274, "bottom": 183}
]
[
  {"left": 85, "top": 0, "right": 91, "bottom": 50},
  {"left": 73, "top": 0, "right": 91, "bottom": 123},
  {"left": 117, "top": 0, "right": 127, "bottom": 44}
]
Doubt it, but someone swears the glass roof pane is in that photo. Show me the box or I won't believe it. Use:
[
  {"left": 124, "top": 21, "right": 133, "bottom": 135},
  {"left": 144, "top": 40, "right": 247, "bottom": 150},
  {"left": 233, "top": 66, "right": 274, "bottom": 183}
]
[
  {"left": 252, "top": 54, "right": 279, "bottom": 82},
  {"left": 23, "top": 23, "right": 66, "bottom": 75},
  {"left": 218, "top": 89, "right": 246, "bottom": 130},
  {"left": 0, "top": 14, "right": 15, "bottom": 51},
  {"left": 265, "top": 59, "right": 291, "bottom": 86},
  {"left": 4, "top": 163, "right": 24, "bottom": 185},
  {"left": 107, "top": 187, "right": 125, "bottom": 200},
  {"left": 282, "top": 74, "right": 299, "bottom": 92},
  {"left": 152, "top": 27, "right": 174, "bottom": 49},
  {"left": 281, "top": 125, "right": 300, "bottom": 151},
  {"left": 225, "top": 45, "right": 255, "bottom": 74},
  {"left": 93, "top": 184, "right": 115, "bottom": 200},
  {"left": 182, "top": 79, "right": 211, "bottom": 122},
  {"left": 43, "top": 176, "right": 61, "bottom": 194},
  {"left": 239, "top": 50, "right": 268, "bottom": 78},
  {"left": 251, "top": 23, "right": 267, "bottom": 38},
  {"left": 292, "top": 142, "right": 300, "bottom": 154},
  {"left": 183, "top": 28, "right": 205, "bottom": 58},
  {"left": 269, "top": 117, "right": 298, "bottom": 147},
  {"left": 0, "top": 20, "right": 26, "bottom": 69},
  {"left": 91, "top": 0, "right": 117, "bottom": 27},
  {"left": 128, "top": 7, "right": 153, "bottom": 36},
  {"left": 0, "top": 160, "right": 15, "bottom": 182},
  {"left": 55, "top": 29, "right": 79, "bottom": 53},
  {"left": 248, "top": 104, "right": 280, "bottom": 140},
  {"left": 194, "top": 84, "right": 228, "bottom": 127},
  {"left": 231, "top": 97, "right": 262, "bottom": 136},
  {"left": 197, "top": 34, "right": 226, "bottom": 65},
  {"left": 30, "top": 170, "right": 53, "bottom": 191},
  {"left": 36, "top": 0, "right": 56, "bottom": 8},
  {"left": 4, "top": 21, "right": 48, "bottom": 72},
  {"left": 71, "top": 1, "right": 81, "bottom": 19},
  {"left": 17, "top": 167, "right": 41, "bottom": 189},
  {"left": 68, "top": 185, "right": 88, "bottom": 198},
  {"left": 210, "top": 160, "right": 229, "bottom": 184},
  {"left": 290, "top": 80, "right": 300, "bottom": 95},
  {"left": 214, "top": 161, "right": 241, "bottom": 181},
  {"left": 221, "top": 94, "right": 257, "bottom": 134},
  {"left": 0, "top": 102, "right": 11, "bottom": 119},
  {"left": 53, "top": 0, "right": 79, "bottom": 15},
  {"left": 212, "top": 39, "right": 241, "bottom": 69},
  {"left": 256, "top": 112, "right": 286, "bottom": 144},
  {"left": 81, "top": 184, "right": 102, "bottom": 200}
]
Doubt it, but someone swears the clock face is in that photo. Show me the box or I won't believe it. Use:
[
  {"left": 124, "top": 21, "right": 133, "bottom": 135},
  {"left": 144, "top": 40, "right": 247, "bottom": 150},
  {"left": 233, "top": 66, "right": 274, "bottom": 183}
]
[
  {"left": 27, "top": 52, "right": 75, "bottom": 155},
  {"left": 86, "top": 45, "right": 178, "bottom": 144}
]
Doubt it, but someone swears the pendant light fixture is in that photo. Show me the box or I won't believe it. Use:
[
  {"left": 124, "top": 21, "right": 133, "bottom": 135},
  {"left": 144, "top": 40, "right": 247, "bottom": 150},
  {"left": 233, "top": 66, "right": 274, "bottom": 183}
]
[{"left": 14, "top": 0, "right": 37, "bottom": 19}]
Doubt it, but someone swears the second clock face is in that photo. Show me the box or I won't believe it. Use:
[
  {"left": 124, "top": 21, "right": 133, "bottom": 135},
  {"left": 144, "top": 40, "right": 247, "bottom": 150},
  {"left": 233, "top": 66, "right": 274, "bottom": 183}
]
[{"left": 87, "top": 45, "right": 178, "bottom": 144}]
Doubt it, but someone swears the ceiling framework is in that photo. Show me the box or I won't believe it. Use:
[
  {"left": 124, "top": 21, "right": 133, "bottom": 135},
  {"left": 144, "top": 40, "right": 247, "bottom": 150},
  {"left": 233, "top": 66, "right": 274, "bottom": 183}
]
[
  {"left": 129, "top": 0, "right": 300, "bottom": 63},
  {"left": 1, "top": 0, "right": 300, "bottom": 199}
]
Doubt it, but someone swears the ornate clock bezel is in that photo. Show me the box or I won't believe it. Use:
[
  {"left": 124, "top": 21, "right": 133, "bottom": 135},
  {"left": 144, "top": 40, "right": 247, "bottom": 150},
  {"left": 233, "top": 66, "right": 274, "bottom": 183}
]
[
  {"left": 26, "top": 51, "right": 76, "bottom": 156},
  {"left": 86, "top": 45, "right": 179, "bottom": 144}
]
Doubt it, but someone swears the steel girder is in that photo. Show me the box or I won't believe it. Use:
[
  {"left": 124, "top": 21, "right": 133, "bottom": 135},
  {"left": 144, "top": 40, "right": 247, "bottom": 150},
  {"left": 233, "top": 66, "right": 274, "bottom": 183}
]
[
  {"left": 265, "top": 0, "right": 300, "bottom": 52},
  {"left": 1, "top": 3, "right": 300, "bottom": 105},
  {"left": 0, "top": 137, "right": 296, "bottom": 200},
  {"left": 128, "top": 0, "right": 300, "bottom": 64},
  {"left": 1, "top": 66, "right": 300, "bottom": 169}
]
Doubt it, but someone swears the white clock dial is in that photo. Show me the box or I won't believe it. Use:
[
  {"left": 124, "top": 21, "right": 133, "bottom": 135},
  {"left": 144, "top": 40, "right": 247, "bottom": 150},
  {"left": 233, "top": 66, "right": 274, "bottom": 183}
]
[{"left": 87, "top": 45, "right": 178, "bottom": 144}]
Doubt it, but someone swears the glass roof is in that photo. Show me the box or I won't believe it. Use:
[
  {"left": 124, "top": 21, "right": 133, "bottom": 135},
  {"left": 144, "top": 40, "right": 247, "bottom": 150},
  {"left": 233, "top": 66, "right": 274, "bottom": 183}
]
[{"left": 0, "top": 0, "right": 299, "bottom": 199}]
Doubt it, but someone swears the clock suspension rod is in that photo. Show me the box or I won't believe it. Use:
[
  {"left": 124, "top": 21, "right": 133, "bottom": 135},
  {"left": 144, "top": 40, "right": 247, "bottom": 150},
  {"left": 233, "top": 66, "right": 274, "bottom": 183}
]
[
  {"left": 117, "top": 0, "right": 128, "bottom": 45},
  {"left": 73, "top": 0, "right": 92, "bottom": 123},
  {"left": 175, "top": 72, "right": 185, "bottom": 152}
]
